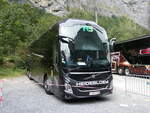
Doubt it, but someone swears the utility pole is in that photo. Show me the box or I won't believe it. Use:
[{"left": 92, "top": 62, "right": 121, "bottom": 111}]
[
  {"left": 95, "top": 11, "right": 98, "bottom": 24},
  {"left": 66, "top": 0, "right": 70, "bottom": 11},
  {"left": 79, "top": 0, "right": 81, "bottom": 10},
  {"left": 95, "top": 0, "right": 98, "bottom": 24}
]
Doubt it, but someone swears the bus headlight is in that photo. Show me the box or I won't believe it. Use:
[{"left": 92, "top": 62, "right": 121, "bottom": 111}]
[
  {"left": 109, "top": 81, "right": 113, "bottom": 89},
  {"left": 64, "top": 83, "right": 73, "bottom": 94}
]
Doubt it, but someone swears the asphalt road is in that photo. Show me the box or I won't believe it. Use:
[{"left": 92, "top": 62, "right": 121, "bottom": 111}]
[{"left": 0, "top": 75, "right": 150, "bottom": 113}]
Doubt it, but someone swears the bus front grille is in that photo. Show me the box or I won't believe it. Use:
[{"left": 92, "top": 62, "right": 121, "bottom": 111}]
[
  {"left": 77, "top": 84, "right": 108, "bottom": 92},
  {"left": 69, "top": 71, "right": 111, "bottom": 81}
]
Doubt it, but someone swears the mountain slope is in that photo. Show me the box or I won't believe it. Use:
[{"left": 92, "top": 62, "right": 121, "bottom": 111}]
[{"left": 29, "top": 0, "right": 150, "bottom": 29}]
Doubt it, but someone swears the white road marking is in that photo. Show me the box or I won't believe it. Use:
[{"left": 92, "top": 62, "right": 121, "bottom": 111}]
[{"left": 119, "top": 104, "right": 129, "bottom": 107}]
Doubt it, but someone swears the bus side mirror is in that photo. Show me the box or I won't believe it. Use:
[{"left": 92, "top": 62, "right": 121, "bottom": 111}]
[
  {"left": 59, "top": 38, "right": 69, "bottom": 43},
  {"left": 109, "top": 38, "right": 116, "bottom": 52}
]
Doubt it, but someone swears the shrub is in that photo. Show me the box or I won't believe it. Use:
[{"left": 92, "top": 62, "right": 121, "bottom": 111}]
[{"left": 0, "top": 57, "right": 4, "bottom": 66}]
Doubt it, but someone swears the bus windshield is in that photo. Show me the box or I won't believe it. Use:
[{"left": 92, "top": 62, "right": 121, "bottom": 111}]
[{"left": 60, "top": 25, "right": 110, "bottom": 71}]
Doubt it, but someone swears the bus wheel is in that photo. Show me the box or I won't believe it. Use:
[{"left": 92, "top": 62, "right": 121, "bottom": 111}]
[
  {"left": 125, "top": 67, "right": 130, "bottom": 76},
  {"left": 43, "top": 76, "right": 53, "bottom": 95},
  {"left": 117, "top": 68, "right": 124, "bottom": 75},
  {"left": 26, "top": 71, "right": 32, "bottom": 80}
]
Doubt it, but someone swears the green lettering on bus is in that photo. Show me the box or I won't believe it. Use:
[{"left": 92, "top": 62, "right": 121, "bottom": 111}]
[{"left": 82, "top": 26, "right": 93, "bottom": 32}]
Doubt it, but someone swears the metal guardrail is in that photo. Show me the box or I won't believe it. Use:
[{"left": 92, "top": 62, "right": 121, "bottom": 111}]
[{"left": 113, "top": 74, "right": 150, "bottom": 96}]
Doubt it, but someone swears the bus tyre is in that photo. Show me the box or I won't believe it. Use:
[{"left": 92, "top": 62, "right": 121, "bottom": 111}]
[
  {"left": 117, "top": 68, "right": 124, "bottom": 75},
  {"left": 43, "top": 76, "right": 53, "bottom": 95},
  {"left": 26, "top": 71, "right": 32, "bottom": 80},
  {"left": 125, "top": 67, "right": 130, "bottom": 76}
]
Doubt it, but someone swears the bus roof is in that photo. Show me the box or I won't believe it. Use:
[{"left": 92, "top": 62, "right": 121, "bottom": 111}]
[{"left": 51, "top": 19, "right": 106, "bottom": 33}]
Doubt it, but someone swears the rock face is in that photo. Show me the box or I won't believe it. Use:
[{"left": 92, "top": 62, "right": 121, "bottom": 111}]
[
  {"left": 29, "top": 0, "right": 68, "bottom": 16},
  {"left": 29, "top": 0, "right": 150, "bottom": 29}
]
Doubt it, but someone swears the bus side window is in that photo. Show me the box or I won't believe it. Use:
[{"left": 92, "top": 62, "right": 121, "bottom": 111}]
[
  {"left": 53, "top": 44, "right": 59, "bottom": 73},
  {"left": 53, "top": 44, "right": 59, "bottom": 64}
]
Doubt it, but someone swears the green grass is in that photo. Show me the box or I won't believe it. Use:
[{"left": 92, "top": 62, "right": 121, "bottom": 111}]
[{"left": 0, "top": 68, "right": 25, "bottom": 79}]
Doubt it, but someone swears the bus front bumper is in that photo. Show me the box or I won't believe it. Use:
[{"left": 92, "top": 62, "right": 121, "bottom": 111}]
[
  {"left": 64, "top": 88, "right": 113, "bottom": 99},
  {"left": 63, "top": 79, "right": 113, "bottom": 99}
]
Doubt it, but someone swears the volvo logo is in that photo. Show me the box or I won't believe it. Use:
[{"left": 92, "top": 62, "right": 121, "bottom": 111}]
[
  {"left": 91, "top": 74, "right": 97, "bottom": 78},
  {"left": 84, "top": 74, "right": 98, "bottom": 80}
]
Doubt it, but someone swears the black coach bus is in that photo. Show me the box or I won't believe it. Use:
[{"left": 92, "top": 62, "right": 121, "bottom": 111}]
[{"left": 26, "top": 19, "right": 113, "bottom": 99}]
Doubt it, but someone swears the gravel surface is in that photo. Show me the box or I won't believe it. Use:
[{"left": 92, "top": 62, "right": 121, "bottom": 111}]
[{"left": 0, "top": 75, "right": 150, "bottom": 113}]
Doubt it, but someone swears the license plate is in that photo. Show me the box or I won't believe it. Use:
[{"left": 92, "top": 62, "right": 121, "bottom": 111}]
[{"left": 89, "top": 91, "right": 100, "bottom": 95}]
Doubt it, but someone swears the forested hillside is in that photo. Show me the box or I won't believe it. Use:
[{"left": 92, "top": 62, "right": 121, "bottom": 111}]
[
  {"left": 0, "top": 0, "right": 60, "bottom": 77},
  {"left": 0, "top": 0, "right": 150, "bottom": 78}
]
